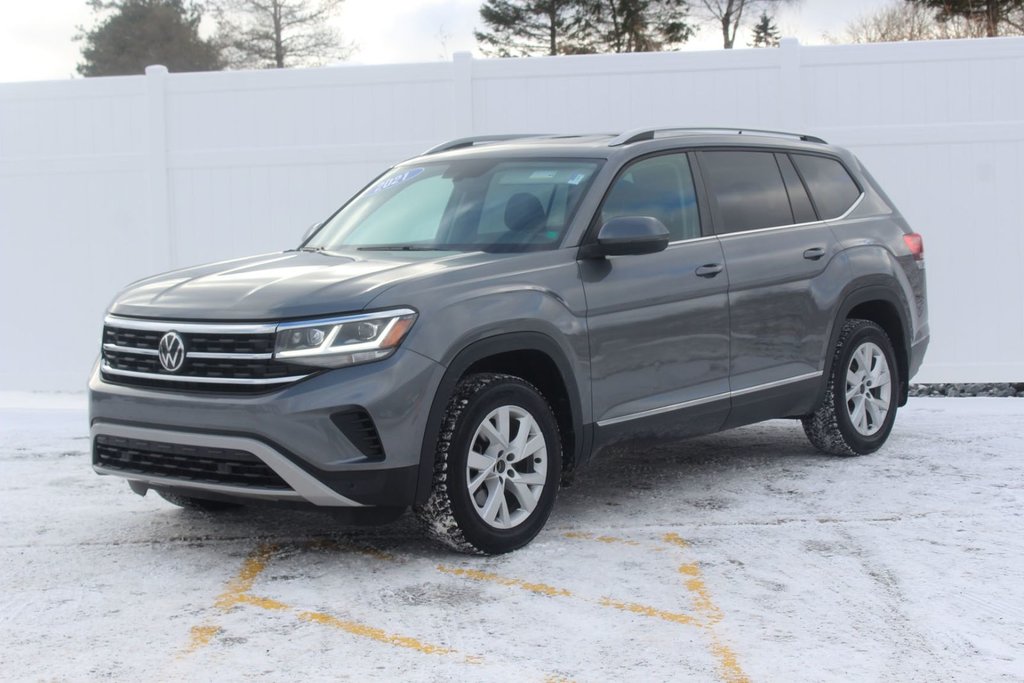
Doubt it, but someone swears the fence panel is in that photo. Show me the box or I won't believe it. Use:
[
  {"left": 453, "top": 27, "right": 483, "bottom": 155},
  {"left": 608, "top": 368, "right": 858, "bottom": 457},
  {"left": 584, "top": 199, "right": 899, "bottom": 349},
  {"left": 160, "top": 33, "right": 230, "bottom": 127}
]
[{"left": 1, "top": 38, "right": 1022, "bottom": 390}]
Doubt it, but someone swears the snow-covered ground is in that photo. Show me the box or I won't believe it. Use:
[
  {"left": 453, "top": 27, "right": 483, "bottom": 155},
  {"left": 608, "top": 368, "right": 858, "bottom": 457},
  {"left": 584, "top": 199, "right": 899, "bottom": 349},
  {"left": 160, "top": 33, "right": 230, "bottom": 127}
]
[{"left": 1, "top": 394, "right": 1022, "bottom": 682}]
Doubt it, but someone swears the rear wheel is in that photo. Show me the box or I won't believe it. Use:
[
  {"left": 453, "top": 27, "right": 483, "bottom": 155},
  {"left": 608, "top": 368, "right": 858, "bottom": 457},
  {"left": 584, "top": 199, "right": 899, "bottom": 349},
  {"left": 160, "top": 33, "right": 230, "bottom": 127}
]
[
  {"left": 415, "top": 373, "right": 561, "bottom": 554},
  {"left": 803, "top": 319, "right": 899, "bottom": 455}
]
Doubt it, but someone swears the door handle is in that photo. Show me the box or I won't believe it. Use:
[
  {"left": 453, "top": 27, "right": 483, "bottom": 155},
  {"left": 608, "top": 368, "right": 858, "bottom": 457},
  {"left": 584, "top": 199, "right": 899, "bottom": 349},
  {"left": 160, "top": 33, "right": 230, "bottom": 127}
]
[
  {"left": 695, "top": 263, "right": 724, "bottom": 278},
  {"left": 803, "top": 247, "right": 826, "bottom": 260}
]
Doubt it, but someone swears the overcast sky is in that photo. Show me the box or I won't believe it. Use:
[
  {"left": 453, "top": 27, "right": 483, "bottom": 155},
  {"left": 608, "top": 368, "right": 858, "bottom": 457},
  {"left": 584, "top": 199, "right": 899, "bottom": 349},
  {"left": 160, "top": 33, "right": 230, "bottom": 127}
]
[{"left": 0, "top": 0, "right": 894, "bottom": 83}]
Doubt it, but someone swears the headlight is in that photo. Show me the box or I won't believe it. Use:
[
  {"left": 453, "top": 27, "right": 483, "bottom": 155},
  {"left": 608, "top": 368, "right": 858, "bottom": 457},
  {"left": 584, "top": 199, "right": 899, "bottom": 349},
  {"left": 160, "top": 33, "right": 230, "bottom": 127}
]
[{"left": 274, "top": 308, "right": 417, "bottom": 368}]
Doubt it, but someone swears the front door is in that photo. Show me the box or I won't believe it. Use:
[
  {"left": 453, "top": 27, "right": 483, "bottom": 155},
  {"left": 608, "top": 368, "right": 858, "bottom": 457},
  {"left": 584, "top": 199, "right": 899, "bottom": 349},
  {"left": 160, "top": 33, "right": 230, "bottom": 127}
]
[{"left": 580, "top": 152, "right": 731, "bottom": 441}]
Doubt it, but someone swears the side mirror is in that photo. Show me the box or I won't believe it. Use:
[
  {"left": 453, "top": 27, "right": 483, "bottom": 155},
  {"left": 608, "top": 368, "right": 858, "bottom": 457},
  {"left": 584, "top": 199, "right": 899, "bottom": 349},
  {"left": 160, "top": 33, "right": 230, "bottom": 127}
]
[
  {"left": 302, "top": 221, "right": 322, "bottom": 242},
  {"left": 580, "top": 216, "right": 670, "bottom": 259}
]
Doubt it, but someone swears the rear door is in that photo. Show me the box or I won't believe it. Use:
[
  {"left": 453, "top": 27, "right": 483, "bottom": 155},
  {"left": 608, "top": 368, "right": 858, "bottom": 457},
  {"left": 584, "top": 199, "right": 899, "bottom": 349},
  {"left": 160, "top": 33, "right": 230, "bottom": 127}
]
[
  {"left": 697, "top": 149, "right": 844, "bottom": 425},
  {"left": 580, "top": 151, "right": 731, "bottom": 439}
]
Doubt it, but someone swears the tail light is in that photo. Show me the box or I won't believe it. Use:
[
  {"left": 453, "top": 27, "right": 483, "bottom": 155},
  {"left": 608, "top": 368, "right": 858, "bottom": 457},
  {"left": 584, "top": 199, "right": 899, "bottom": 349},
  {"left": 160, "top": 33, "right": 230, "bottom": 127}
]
[{"left": 903, "top": 233, "right": 924, "bottom": 261}]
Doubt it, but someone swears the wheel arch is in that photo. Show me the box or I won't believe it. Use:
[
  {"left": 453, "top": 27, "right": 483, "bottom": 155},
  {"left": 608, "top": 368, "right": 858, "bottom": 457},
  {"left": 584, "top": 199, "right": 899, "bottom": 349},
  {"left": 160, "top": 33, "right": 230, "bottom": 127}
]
[
  {"left": 414, "top": 332, "right": 587, "bottom": 505},
  {"left": 823, "top": 285, "right": 912, "bottom": 408}
]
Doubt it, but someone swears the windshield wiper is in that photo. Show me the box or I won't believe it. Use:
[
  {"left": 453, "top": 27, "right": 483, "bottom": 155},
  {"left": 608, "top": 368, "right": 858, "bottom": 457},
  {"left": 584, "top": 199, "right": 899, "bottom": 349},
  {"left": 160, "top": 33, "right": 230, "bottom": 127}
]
[{"left": 297, "top": 245, "right": 327, "bottom": 252}]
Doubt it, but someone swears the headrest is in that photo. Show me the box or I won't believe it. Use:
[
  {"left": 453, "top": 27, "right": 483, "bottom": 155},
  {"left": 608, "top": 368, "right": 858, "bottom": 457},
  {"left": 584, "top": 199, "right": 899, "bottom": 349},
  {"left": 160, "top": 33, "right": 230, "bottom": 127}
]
[{"left": 504, "top": 193, "right": 546, "bottom": 232}]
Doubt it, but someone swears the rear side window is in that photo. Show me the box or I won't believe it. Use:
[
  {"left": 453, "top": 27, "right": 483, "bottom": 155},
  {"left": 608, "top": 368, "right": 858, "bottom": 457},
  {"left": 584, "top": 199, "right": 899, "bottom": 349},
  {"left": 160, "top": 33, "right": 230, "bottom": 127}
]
[
  {"left": 700, "top": 151, "right": 793, "bottom": 233},
  {"left": 791, "top": 154, "right": 861, "bottom": 220}
]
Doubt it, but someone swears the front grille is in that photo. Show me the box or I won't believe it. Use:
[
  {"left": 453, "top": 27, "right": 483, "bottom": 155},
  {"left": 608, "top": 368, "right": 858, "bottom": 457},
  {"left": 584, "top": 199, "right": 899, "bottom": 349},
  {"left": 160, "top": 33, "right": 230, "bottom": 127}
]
[
  {"left": 94, "top": 434, "right": 290, "bottom": 490},
  {"left": 100, "top": 317, "right": 312, "bottom": 393}
]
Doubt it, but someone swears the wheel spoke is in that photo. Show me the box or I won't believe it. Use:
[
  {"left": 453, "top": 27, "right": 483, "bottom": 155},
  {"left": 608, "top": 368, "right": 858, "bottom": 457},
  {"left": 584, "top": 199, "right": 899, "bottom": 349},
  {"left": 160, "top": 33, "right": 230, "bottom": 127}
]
[
  {"left": 497, "top": 406, "right": 511, "bottom": 443},
  {"left": 873, "top": 389, "right": 891, "bottom": 410},
  {"left": 864, "top": 396, "right": 883, "bottom": 428},
  {"left": 467, "top": 450, "right": 494, "bottom": 472},
  {"left": 510, "top": 415, "right": 533, "bottom": 454},
  {"left": 496, "top": 491, "right": 510, "bottom": 526},
  {"left": 507, "top": 481, "right": 538, "bottom": 514},
  {"left": 857, "top": 345, "right": 872, "bottom": 372},
  {"left": 468, "top": 469, "right": 491, "bottom": 494},
  {"left": 511, "top": 435, "right": 545, "bottom": 463},
  {"left": 846, "top": 383, "right": 860, "bottom": 401},
  {"left": 480, "top": 419, "right": 508, "bottom": 448},
  {"left": 479, "top": 481, "right": 504, "bottom": 523},
  {"left": 849, "top": 395, "right": 867, "bottom": 432},
  {"left": 513, "top": 469, "right": 545, "bottom": 485}
]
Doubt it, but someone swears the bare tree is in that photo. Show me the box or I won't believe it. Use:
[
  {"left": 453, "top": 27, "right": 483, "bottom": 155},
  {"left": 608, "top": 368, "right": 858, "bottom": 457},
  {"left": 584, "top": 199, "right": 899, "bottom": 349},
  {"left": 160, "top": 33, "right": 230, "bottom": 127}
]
[
  {"left": 835, "top": 1, "right": 1019, "bottom": 44},
  {"left": 210, "top": 0, "right": 352, "bottom": 69},
  {"left": 696, "top": 0, "right": 795, "bottom": 48},
  {"left": 842, "top": 2, "right": 942, "bottom": 42}
]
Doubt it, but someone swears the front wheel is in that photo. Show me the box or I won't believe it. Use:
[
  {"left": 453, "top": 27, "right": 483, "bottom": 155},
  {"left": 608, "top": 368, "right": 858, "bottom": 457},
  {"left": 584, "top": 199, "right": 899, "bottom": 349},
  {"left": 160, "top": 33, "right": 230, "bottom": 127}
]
[
  {"left": 803, "top": 319, "right": 899, "bottom": 456},
  {"left": 415, "top": 373, "right": 561, "bottom": 554}
]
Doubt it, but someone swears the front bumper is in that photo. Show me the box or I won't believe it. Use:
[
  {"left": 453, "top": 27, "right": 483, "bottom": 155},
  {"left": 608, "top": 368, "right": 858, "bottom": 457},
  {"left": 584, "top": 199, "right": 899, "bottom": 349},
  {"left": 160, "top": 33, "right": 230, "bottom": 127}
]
[{"left": 89, "top": 347, "right": 446, "bottom": 507}]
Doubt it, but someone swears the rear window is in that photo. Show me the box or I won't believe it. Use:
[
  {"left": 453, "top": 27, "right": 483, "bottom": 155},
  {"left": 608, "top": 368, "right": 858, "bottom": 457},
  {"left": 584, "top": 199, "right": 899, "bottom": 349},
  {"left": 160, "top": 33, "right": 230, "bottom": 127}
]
[
  {"left": 700, "top": 151, "right": 793, "bottom": 233},
  {"left": 791, "top": 154, "right": 861, "bottom": 220}
]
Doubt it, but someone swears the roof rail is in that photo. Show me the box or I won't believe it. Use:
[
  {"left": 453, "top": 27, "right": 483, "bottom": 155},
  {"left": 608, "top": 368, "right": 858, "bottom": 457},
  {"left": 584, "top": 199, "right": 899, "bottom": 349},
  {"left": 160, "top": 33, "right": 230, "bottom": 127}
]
[
  {"left": 608, "top": 127, "right": 827, "bottom": 146},
  {"left": 422, "top": 134, "right": 552, "bottom": 155}
]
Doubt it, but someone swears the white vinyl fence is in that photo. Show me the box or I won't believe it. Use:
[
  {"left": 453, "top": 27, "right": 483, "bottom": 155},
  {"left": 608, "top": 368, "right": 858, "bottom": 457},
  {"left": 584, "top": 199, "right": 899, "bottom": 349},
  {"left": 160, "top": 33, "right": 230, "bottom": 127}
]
[{"left": 2, "top": 38, "right": 1023, "bottom": 391}]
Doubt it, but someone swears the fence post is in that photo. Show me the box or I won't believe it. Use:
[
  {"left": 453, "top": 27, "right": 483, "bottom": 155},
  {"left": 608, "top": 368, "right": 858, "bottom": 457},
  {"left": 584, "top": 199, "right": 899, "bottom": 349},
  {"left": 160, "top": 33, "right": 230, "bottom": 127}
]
[
  {"left": 778, "top": 37, "right": 803, "bottom": 133},
  {"left": 452, "top": 52, "right": 474, "bottom": 137},
  {"left": 145, "top": 64, "right": 173, "bottom": 269}
]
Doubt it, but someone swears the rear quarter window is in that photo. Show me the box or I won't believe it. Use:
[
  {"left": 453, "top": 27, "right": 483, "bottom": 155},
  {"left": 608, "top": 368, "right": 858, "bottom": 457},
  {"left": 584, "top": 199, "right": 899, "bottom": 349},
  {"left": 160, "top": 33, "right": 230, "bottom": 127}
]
[{"left": 791, "top": 154, "right": 862, "bottom": 220}]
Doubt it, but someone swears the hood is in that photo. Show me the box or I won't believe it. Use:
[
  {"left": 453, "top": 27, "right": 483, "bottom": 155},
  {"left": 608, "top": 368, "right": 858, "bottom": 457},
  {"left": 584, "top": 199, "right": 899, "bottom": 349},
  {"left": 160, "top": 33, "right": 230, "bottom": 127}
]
[{"left": 108, "top": 250, "right": 471, "bottom": 321}]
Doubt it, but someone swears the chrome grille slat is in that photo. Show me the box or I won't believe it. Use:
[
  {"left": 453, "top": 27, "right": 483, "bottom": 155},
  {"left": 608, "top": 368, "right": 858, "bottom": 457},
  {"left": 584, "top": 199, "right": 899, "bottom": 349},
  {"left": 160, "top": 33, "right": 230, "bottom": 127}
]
[{"left": 100, "top": 315, "right": 311, "bottom": 393}]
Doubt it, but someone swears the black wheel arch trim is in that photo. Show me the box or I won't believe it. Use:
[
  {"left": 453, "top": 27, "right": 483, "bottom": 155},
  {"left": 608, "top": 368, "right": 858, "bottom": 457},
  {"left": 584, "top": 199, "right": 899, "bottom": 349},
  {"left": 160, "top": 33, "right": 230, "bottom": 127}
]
[
  {"left": 414, "top": 331, "right": 587, "bottom": 505},
  {"left": 818, "top": 283, "right": 913, "bottom": 408}
]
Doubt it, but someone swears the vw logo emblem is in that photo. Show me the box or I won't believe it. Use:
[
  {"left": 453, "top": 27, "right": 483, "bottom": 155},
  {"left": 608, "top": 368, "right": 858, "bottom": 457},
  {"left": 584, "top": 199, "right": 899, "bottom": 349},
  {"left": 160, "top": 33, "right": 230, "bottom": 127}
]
[{"left": 158, "top": 331, "right": 186, "bottom": 372}]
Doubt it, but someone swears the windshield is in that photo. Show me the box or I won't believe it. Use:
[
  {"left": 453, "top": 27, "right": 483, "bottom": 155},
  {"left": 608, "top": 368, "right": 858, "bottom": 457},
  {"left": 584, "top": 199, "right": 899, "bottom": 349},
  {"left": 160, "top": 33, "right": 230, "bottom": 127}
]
[{"left": 304, "top": 158, "right": 602, "bottom": 253}]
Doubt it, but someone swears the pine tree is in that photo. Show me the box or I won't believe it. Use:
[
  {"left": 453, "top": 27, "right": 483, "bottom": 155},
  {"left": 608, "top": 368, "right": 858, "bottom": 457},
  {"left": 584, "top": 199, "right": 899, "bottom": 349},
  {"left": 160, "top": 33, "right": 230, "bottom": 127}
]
[
  {"left": 78, "top": 0, "right": 223, "bottom": 76},
  {"left": 475, "top": 0, "right": 695, "bottom": 57},
  {"left": 475, "top": 0, "right": 593, "bottom": 57},
  {"left": 749, "top": 11, "right": 780, "bottom": 47},
  {"left": 593, "top": 0, "right": 696, "bottom": 53}
]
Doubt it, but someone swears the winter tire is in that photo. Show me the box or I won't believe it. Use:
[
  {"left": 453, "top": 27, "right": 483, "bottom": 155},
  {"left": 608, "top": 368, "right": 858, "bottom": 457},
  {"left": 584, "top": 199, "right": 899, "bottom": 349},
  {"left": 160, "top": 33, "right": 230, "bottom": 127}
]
[
  {"left": 803, "top": 319, "right": 899, "bottom": 456},
  {"left": 415, "top": 373, "right": 561, "bottom": 554}
]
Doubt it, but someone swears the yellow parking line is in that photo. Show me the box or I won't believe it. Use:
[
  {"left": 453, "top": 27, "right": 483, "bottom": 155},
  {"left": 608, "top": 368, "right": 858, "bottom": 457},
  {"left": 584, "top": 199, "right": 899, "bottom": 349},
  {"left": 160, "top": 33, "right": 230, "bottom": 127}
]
[
  {"left": 662, "top": 533, "right": 750, "bottom": 683},
  {"left": 563, "top": 530, "right": 666, "bottom": 552},
  {"left": 182, "top": 543, "right": 460, "bottom": 661},
  {"left": 215, "top": 543, "right": 278, "bottom": 610},
  {"left": 598, "top": 597, "right": 697, "bottom": 626},
  {"left": 440, "top": 564, "right": 697, "bottom": 627},
  {"left": 298, "top": 610, "right": 456, "bottom": 657},
  {"left": 437, "top": 565, "right": 571, "bottom": 597},
  {"left": 182, "top": 625, "right": 221, "bottom": 655}
]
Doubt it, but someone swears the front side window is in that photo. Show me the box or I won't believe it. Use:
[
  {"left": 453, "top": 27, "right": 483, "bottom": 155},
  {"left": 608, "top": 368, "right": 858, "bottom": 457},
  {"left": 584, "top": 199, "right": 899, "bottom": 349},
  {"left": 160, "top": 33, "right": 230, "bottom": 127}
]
[
  {"left": 791, "top": 154, "right": 862, "bottom": 220},
  {"left": 600, "top": 153, "right": 701, "bottom": 241},
  {"left": 306, "top": 159, "right": 602, "bottom": 253},
  {"left": 700, "top": 151, "right": 794, "bottom": 233}
]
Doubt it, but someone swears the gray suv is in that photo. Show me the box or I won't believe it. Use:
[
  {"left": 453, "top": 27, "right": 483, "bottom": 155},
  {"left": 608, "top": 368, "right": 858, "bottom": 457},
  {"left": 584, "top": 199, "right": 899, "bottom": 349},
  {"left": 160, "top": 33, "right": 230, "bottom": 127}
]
[{"left": 90, "top": 128, "right": 929, "bottom": 554}]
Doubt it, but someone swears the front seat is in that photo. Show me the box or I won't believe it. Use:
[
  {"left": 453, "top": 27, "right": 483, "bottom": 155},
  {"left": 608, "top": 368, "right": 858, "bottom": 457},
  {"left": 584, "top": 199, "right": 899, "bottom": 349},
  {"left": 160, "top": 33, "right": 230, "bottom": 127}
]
[{"left": 496, "top": 192, "right": 547, "bottom": 245}]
